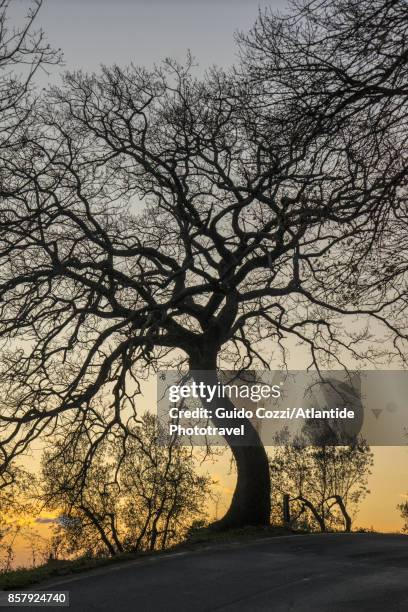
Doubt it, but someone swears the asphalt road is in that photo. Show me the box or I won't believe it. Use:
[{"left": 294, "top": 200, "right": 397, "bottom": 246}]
[{"left": 8, "top": 533, "right": 408, "bottom": 611}]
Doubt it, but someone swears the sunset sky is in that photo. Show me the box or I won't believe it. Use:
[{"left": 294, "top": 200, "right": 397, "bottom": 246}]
[{"left": 7, "top": 0, "right": 408, "bottom": 568}]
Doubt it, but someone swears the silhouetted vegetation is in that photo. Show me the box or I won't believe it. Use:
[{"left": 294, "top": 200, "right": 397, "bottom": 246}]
[
  {"left": 397, "top": 499, "right": 408, "bottom": 534},
  {"left": 270, "top": 433, "right": 373, "bottom": 532},
  {"left": 40, "top": 414, "right": 212, "bottom": 558},
  {"left": 0, "top": 0, "right": 406, "bottom": 537}
]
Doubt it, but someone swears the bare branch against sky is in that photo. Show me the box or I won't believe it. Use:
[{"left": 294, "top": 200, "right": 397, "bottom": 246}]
[{"left": 1, "top": 0, "right": 408, "bottom": 564}]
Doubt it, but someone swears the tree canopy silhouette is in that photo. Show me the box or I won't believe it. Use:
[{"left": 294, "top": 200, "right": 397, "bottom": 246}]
[
  {"left": 41, "top": 413, "right": 211, "bottom": 558},
  {"left": 0, "top": 0, "right": 407, "bottom": 529},
  {"left": 0, "top": 0, "right": 59, "bottom": 490},
  {"left": 270, "top": 431, "right": 373, "bottom": 532}
]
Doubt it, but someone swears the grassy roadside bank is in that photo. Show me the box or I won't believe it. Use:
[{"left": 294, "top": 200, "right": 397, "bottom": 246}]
[{"left": 0, "top": 526, "right": 298, "bottom": 590}]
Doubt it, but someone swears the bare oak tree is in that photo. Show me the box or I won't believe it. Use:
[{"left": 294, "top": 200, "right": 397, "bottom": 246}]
[{"left": 0, "top": 0, "right": 407, "bottom": 529}]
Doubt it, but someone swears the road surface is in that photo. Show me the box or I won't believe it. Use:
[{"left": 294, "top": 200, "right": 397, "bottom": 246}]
[{"left": 7, "top": 533, "right": 408, "bottom": 611}]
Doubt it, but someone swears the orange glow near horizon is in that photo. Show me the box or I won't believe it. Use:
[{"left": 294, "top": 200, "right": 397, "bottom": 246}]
[
  {"left": 9, "top": 445, "right": 407, "bottom": 569},
  {"left": 8, "top": 375, "right": 408, "bottom": 568}
]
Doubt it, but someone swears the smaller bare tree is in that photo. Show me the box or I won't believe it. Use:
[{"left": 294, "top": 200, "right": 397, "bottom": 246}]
[
  {"left": 270, "top": 431, "right": 373, "bottom": 532},
  {"left": 41, "top": 413, "right": 213, "bottom": 558}
]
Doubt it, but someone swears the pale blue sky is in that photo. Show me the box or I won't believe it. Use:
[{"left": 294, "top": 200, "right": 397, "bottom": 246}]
[{"left": 20, "top": 0, "right": 288, "bottom": 80}]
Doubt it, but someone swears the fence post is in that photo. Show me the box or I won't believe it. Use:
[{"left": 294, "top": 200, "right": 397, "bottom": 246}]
[{"left": 283, "top": 494, "right": 291, "bottom": 526}]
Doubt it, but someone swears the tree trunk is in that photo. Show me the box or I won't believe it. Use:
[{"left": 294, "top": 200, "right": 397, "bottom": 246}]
[
  {"left": 297, "top": 497, "right": 326, "bottom": 532},
  {"left": 188, "top": 361, "right": 271, "bottom": 530},
  {"left": 213, "top": 439, "right": 271, "bottom": 530},
  {"left": 334, "top": 495, "right": 352, "bottom": 532},
  {"left": 80, "top": 506, "right": 117, "bottom": 556}
]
